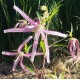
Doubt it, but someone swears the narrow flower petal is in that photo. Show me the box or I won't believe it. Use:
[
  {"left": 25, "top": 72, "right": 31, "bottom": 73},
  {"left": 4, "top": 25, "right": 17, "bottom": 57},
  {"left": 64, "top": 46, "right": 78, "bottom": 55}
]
[
  {"left": 4, "top": 26, "right": 36, "bottom": 33},
  {"left": 43, "top": 30, "right": 68, "bottom": 38},
  {"left": 12, "top": 55, "right": 22, "bottom": 71},
  {"left": 77, "top": 48, "right": 80, "bottom": 60},
  {"left": 41, "top": 31, "right": 50, "bottom": 63},
  {"left": 13, "top": 5, "right": 37, "bottom": 26},
  {"left": 68, "top": 38, "right": 80, "bottom": 60},
  {"left": 18, "top": 36, "right": 33, "bottom": 51},
  {"left": 24, "top": 52, "right": 43, "bottom": 57},
  {"left": 20, "top": 57, "right": 31, "bottom": 72},
  {"left": 2, "top": 51, "right": 17, "bottom": 56},
  {"left": 69, "top": 47, "right": 77, "bottom": 60},
  {"left": 31, "top": 31, "right": 40, "bottom": 62},
  {"left": 75, "top": 40, "right": 80, "bottom": 57},
  {"left": 34, "top": 52, "right": 43, "bottom": 56}
]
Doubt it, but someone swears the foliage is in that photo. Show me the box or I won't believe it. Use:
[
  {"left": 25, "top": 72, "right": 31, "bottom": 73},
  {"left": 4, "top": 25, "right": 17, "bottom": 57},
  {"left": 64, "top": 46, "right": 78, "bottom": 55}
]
[{"left": 59, "top": 0, "right": 80, "bottom": 40}]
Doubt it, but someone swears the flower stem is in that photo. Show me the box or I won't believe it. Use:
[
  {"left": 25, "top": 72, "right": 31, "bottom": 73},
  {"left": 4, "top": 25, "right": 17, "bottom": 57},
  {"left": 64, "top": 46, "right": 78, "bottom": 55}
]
[
  {"left": 31, "top": 62, "right": 39, "bottom": 79},
  {"left": 40, "top": 55, "right": 46, "bottom": 78}
]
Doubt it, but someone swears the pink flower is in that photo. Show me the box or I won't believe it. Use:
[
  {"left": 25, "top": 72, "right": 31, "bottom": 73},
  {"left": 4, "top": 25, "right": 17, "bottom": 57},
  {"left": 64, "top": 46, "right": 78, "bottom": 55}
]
[
  {"left": 68, "top": 38, "right": 80, "bottom": 60},
  {"left": 2, "top": 36, "right": 43, "bottom": 72},
  {"left": 4, "top": 5, "right": 39, "bottom": 33},
  {"left": 2, "top": 51, "right": 43, "bottom": 72},
  {"left": 3, "top": 5, "right": 68, "bottom": 63}
]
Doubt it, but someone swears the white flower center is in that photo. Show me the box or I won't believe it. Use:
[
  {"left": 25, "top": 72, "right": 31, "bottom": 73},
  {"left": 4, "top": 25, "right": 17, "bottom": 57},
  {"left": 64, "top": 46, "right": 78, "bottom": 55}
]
[{"left": 27, "top": 25, "right": 35, "bottom": 28}]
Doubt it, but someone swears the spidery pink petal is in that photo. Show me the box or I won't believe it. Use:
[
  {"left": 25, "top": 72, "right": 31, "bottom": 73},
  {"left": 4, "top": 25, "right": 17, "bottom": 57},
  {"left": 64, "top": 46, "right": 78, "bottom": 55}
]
[
  {"left": 41, "top": 31, "right": 50, "bottom": 63},
  {"left": 43, "top": 30, "right": 68, "bottom": 38},
  {"left": 12, "top": 55, "right": 22, "bottom": 71},
  {"left": 20, "top": 57, "right": 31, "bottom": 72},
  {"left": 31, "top": 31, "right": 41, "bottom": 62},
  {"left": 4, "top": 26, "right": 36, "bottom": 33},
  {"left": 2, "top": 51, "right": 17, "bottom": 56},
  {"left": 13, "top": 5, "right": 37, "bottom": 26},
  {"left": 18, "top": 36, "right": 32, "bottom": 51}
]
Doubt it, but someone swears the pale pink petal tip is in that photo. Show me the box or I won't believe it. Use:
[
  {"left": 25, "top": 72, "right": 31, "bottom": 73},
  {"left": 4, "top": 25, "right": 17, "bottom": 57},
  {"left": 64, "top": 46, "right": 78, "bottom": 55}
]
[
  {"left": 13, "top": 5, "right": 37, "bottom": 26},
  {"left": 2, "top": 51, "right": 6, "bottom": 55},
  {"left": 4, "top": 29, "right": 12, "bottom": 33},
  {"left": 12, "top": 69, "right": 15, "bottom": 71},
  {"left": 30, "top": 57, "right": 34, "bottom": 62},
  {"left": 47, "top": 58, "right": 50, "bottom": 63},
  {"left": 13, "top": 5, "right": 15, "bottom": 9},
  {"left": 4, "top": 30, "right": 7, "bottom": 33}
]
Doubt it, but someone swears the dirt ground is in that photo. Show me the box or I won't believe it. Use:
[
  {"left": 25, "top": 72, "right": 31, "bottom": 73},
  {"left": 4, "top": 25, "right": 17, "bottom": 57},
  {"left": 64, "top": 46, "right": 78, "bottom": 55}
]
[
  {"left": 0, "top": 62, "right": 36, "bottom": 79},
  {"left": 0, "top": 59, "right": 80, "bottom": 79}
]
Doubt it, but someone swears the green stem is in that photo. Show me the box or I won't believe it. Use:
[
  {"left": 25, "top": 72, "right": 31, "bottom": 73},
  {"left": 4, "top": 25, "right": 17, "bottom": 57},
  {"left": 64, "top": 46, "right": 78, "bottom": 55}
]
[{"left": 40, "top": 55, "right": 46, "bottom": 78}]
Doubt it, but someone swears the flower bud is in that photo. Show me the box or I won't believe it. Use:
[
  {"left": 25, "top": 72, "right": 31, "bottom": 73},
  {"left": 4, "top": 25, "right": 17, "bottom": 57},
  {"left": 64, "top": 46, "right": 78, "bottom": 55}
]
[{"left": 41, "top": 5, "right": 47, "bottom": 11}]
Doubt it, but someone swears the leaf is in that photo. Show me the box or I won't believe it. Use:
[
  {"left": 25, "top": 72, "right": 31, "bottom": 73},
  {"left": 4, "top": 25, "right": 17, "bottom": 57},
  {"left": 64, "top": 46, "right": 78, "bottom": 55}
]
[
  {"left": 25, "top": 66, "right": 35, "bottom": 73},
  {"left": 71, "top": 23, "right": 73, "bottom": 33},
  {"left": 36, "top": 11, "right": 42, "bottom": 20},
  {"left": 52, "top": 44, "right": 67, "bottom": 47},
  {"left": 59, "top": 70, "right": 65, "bottom": 79},
  {"left": 40, "top": 40, "right": 46, "bottom": 53},
  {"left": 28, "top": 7, "right": 32, "bottom": 15},
  {"left": 24, "top": 44, "right": 32, "bottom": 53},
  {"left": 0, "top": 0, "right": 10, "bottom": 24},
  {"left": 69, "top": 23, "right": 73, "bottom": 38},
  {"left": 27, "top": 45, "right": 32, "bottom": 52},
  {"left": 43, "top": 4, "right": 62, "bottom": 23}
]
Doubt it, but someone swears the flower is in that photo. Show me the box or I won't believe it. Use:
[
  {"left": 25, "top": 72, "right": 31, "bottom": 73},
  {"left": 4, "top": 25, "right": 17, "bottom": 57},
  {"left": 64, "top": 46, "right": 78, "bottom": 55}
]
[
  {"left": 3, "top": 5, "right": 68, "bottom": 63},
  {"left": 68, "top": 38, "right": 80, "bottom": 60},
  {"left": 2, "top": 36, "right": 43, "bottom": 72},
  {"left": 2, "top": 51, "right": 43, "bottom": 72},
  {"left": 4, "top": 5, "right": 39, "bottom": 33}
]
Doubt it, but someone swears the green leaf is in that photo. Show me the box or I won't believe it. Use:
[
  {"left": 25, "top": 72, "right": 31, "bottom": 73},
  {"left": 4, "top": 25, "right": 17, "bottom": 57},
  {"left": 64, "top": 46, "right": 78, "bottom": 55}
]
[
  {"left": 40, "top": 40, "right": 46, "bottom": 53},
  {"left": 27, "top": 45, "right": 32, "bottom": 52},
  {"left": 24, "top": 44, "right": 32, "bottom": 53},
  {"left": 25, "top": 66, "right": 35, "bottom": 73},
  {"left": 0, "top": 0, "right": 10, "bottom": 24},
  {"left": 71, "top": 23, "right": 73, "bottom": 33},
  {"left": 43, "top": 4, "right": 61, "bottom": 23},
  {"left": 28, "top": 7, "right": 32, "bottom": 15},
  {"left": 59, "top": 70, "right": 65, "bottom": 79},
  {"left": 52, "top": 44, "right": 67, "bottom": 47},
  {"left": 36, "top": 11, "right": 42, "bottom": 20},
  {"left": 68, "top": 23, "right": 73, "bottom": 38}
]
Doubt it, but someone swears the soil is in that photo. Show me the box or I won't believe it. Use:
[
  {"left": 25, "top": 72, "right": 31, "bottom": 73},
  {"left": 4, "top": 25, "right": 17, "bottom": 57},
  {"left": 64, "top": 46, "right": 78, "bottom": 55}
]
[
  {"left": 0, "top": 59, "right": 80, "bottom": 79},
  {"left": 0, "top": 62, "right": 36, "bottom": 79}
]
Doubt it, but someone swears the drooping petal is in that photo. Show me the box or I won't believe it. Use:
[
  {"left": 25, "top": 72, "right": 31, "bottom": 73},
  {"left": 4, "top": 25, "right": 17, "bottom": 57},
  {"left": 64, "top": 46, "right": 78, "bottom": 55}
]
[
  {"left": 77, "top": 48, "right": 80, "bottom": 60},
  {"left": 2, "top": 51, "right": 17, "bottom": 56},
  {"left": 43, "top": 30, "right": 68, "bottom": 38},
  {"left": 75, "top": 40, "right": 80, "bottom": 57},
  {"left": 20, "top": 57, "right": 31, "bottom": 72},
  {"left": 12, "top": 55, "right": 22, "bottom": 71},
  {"left": 68, "top": 38, "right": 80, "bottom": 60},
  {"left": 69, "top": 46, "right": 77, "bottom": 60},
  {"left": 41, "top": 31, "right": 50, "bottom": 63},
  {"left": 13, "top": 5, "right": 37, "bottom": 26},
  {"left": 4, "top": 25, "right": 36, "bottom": 33},
  {"left": 31, "top": 31, "right": 40, "bottom": 62},
  {"left": 18, "top": 36, "right": 33, "bottom": 51}
]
